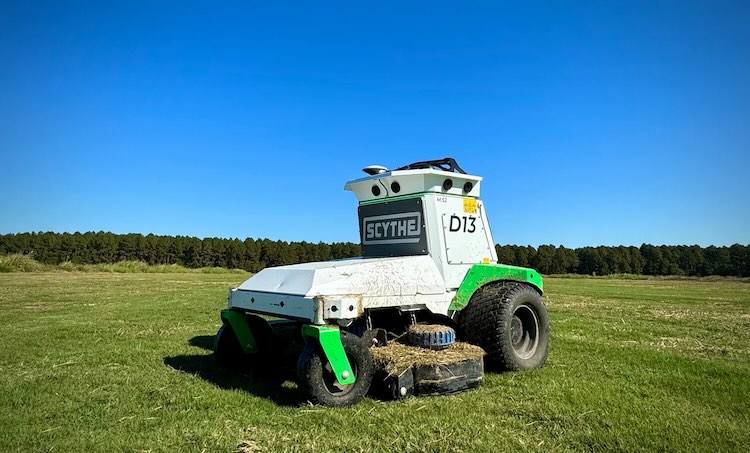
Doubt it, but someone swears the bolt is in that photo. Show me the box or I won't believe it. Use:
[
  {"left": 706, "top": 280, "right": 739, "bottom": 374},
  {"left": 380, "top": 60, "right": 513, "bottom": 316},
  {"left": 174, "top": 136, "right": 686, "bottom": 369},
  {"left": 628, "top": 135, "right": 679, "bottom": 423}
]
[{"left": 341, "top": 370, "right": 349, "bottom": 380}]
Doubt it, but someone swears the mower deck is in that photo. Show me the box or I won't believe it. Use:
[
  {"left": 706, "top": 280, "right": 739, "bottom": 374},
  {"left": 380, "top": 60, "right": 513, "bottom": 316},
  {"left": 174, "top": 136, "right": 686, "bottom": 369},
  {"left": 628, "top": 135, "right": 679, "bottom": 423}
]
[{"left": 370, "top": 341, "right": 485, "bottom": 399}]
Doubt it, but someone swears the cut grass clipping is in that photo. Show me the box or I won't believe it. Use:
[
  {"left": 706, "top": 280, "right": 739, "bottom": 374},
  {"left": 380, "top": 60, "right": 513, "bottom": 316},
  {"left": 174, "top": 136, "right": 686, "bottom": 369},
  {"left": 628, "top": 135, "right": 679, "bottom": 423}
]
[
  {"left": 372, "top": 341, "right": 485, "bottom": 376},
  {"left": 408, "top": 323, "right": 454, "bottom": 333}
]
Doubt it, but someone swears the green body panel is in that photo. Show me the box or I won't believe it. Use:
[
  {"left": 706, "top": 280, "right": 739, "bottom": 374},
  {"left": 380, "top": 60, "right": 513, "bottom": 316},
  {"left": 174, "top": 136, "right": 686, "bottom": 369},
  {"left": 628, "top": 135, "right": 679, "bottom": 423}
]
[
  {"left": 301, "top": 324, "right": 355, "bottom": 385},
  {"left": 450, "top": 263, "right": 544, "bottom": 310},
  {"left": 220, "top": 309, "right": 257, "bottom": 354}
]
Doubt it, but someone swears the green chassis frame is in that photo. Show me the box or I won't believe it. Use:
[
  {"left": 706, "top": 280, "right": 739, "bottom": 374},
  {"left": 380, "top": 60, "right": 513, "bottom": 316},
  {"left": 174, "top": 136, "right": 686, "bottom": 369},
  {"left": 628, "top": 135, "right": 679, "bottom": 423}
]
[{"left": 301, "top": 324, "right": 356, "bottom": 385}]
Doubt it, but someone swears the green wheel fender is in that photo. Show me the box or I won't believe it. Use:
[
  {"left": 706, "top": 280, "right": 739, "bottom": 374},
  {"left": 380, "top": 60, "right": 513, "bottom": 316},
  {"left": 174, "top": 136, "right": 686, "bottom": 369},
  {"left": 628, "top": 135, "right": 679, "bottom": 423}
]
[{"left": 450, "top": 264, "right": 544, "bottom": 311}]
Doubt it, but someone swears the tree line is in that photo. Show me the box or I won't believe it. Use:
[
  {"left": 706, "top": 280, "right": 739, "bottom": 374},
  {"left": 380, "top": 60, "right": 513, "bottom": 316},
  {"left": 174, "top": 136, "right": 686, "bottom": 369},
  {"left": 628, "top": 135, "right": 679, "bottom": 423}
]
[
  {"left": 0, "top": 232, "right": 748, "bottom": 277},
  {"left": 495, "top": 244, "right": 750, "bottom": 277},
  {"left": 0, "top": 232, "right": 361, "bottom": 273}
]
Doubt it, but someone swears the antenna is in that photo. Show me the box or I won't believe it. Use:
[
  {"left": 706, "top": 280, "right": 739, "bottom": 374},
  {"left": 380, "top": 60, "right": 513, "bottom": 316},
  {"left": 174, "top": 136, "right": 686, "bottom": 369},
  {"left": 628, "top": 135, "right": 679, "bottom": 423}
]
[{"left": 363, "top": 165, "right": 389, "bottom": 175}]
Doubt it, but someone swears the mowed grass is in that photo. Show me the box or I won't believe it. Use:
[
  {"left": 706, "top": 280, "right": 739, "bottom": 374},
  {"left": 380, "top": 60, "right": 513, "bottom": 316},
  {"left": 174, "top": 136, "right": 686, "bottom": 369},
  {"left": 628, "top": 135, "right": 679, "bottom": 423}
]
[{"left": 1, "top": 273, "right": 749, "bottom": 452}]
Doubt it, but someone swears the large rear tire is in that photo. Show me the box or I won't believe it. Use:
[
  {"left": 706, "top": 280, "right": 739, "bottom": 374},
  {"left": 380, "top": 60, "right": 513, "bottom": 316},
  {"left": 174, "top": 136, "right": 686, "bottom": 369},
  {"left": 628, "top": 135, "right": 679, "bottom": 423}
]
[
  {"left": 458, "top": 282, "right": 550, "bottom": 372},
  {"left": 297, "top": 331, "right": 373, "bottom": 406}
]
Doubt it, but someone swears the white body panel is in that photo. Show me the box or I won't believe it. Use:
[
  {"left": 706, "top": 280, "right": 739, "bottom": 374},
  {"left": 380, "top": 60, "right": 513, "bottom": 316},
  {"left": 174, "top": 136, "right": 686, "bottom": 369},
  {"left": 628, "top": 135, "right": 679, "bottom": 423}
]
[
  {"left": 229, "top": 256, "right": 454, "bottom": 324},
  {"left": 237, "top": 256, "right": 445, "bottom": 297},
  {"left": 420, "top": 193, "right": 497, "bottom": 289}
]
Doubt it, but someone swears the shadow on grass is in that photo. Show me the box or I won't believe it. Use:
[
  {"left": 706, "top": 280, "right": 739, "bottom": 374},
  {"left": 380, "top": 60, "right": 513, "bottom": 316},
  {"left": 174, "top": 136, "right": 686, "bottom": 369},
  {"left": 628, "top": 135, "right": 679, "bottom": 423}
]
[
  {"left": 188, "top": 335, "right": 215, "bottom": 351},
  {"left": 164, "top": 336, "right": 302, "bottom": 407}
]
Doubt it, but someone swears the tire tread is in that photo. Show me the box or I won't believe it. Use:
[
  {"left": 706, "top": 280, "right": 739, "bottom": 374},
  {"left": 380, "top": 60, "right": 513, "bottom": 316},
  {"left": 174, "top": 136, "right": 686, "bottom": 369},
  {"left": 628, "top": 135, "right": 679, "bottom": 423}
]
[{"left": 458, "top": 282, "right": 549, "bottom": 371}]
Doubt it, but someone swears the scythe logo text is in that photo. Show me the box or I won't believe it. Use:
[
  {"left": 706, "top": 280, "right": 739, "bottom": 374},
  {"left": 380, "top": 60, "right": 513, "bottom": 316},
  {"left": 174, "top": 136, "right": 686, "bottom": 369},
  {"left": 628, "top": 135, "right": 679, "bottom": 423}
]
[{"left": 362, "top": 212, "right": 422, "bottom": 245}]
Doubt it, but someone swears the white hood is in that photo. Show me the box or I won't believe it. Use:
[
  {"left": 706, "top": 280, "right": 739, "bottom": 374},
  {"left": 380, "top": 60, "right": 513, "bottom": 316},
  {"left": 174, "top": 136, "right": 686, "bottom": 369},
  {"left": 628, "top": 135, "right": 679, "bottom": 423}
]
[{"left": 237, "top": 255, "right": 446, "bottom": 298}]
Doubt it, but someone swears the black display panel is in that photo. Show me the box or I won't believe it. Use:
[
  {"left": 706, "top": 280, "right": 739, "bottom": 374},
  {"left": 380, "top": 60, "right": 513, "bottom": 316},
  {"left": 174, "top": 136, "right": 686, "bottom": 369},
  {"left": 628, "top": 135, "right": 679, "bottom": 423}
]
[{"left": 358, "top": 198, "right": 428, "bottom": 257}]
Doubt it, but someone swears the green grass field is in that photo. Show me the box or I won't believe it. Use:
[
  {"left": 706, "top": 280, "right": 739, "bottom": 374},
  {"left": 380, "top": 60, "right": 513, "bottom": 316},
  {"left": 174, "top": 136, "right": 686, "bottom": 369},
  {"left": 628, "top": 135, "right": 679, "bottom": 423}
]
[{"left": 1, "top": 273, "right": 748, "bottom": 452}]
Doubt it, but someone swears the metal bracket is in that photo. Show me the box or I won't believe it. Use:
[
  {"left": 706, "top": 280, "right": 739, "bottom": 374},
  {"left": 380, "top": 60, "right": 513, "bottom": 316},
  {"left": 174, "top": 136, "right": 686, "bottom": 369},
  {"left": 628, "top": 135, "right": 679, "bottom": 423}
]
[{"left": 301, "top": 324, "right": 355, "bottom": 385}]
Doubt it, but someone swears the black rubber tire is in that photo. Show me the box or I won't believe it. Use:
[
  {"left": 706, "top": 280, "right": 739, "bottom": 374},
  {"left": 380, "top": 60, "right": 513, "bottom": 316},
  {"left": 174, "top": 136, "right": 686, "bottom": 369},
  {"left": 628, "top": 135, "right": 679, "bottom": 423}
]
[
  {"left": 297, "top": 331, "right": 374, "bottom": 407},
  {"left": 213, "top": 323, "right": 245, "bottom": 369},
  {"left": 458, "top": 282, "right": 550, "bottom": 372},
  {"left": 214, "top": 315, "right": 286, "bottom": 380},
  {"left": 244, "top": 314, "right": 280, "bottom": 360}
]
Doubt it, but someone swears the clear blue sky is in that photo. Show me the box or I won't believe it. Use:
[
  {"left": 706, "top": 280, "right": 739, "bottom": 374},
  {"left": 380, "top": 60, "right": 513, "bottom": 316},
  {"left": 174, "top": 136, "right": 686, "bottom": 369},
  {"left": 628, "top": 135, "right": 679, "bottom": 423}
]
[{"left": 1, "top": 1, "right": 748, "bottom": 248}]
